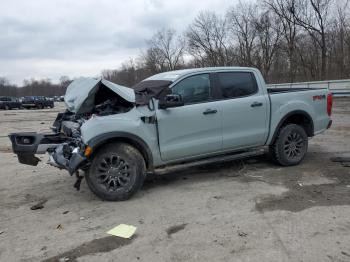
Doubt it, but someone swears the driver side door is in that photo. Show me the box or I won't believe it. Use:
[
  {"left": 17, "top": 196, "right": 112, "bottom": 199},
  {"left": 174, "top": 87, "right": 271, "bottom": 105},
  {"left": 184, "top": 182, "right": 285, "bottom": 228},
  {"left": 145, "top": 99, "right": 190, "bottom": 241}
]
[{"left": 156, "top": 73, "right": 223, "bottom": 162}]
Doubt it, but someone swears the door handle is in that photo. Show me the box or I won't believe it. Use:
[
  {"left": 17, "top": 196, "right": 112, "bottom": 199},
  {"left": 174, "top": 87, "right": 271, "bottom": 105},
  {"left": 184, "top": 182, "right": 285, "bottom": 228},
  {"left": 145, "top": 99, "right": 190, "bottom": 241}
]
[
  {"left": 203, "top": 109, "right": 218, "bottom": 115},
  {"left": 251, "top": 102, "right": 263, "bottom": 107}
]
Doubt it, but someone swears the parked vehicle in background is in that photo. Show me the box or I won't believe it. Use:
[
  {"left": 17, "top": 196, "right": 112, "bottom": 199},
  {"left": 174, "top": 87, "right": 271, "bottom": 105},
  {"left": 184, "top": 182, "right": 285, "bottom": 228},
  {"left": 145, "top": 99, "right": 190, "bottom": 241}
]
[
  {"left": 9, "top": 67, "right": 333, "bottom": 201},
  {"left": 22, "top": 96, "right": 54, "bottom": 109},
  {"left": 53, "top": 96, "right": 62, "bottom": 102},
  {"left": 0, "top": 96, "right": 22, "bottom": 110}
]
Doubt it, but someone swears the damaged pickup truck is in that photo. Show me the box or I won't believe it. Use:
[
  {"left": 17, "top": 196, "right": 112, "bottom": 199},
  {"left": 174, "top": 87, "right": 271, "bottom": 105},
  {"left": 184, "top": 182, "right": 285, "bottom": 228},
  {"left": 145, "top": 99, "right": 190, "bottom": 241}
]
[{"left": 9, "top": 67, "right": 333, "bottom": 201}]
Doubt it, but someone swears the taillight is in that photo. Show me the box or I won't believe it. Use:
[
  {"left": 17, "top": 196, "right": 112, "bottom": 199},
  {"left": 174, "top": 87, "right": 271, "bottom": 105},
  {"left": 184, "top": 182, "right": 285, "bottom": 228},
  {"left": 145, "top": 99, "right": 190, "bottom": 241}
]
[{"left": 327, "top": 93, "right": 333, "bottom": 116}]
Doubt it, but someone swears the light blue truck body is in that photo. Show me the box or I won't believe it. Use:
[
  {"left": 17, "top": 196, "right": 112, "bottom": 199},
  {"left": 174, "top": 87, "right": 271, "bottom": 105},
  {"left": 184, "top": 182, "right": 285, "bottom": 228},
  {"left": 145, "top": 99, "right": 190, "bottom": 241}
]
[
  {"left": 8, "top": 67, "right": 333, "bottom": 200},
  {"left": 78, "top": 67, "right": 332, "bottom": 168}
]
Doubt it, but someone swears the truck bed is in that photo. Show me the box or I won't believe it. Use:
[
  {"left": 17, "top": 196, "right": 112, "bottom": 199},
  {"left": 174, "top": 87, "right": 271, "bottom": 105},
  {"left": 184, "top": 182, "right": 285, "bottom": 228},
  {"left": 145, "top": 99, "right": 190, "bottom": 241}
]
[{"left": 267, "top": 87, "right": 331, "bottom": 141}]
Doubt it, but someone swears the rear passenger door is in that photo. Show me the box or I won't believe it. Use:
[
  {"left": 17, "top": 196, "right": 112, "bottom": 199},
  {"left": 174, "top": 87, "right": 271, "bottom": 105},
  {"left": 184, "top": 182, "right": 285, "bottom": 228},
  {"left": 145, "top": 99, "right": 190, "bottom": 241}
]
[{"left": 216, "top": 71, "right": 269, "bottom": 150}]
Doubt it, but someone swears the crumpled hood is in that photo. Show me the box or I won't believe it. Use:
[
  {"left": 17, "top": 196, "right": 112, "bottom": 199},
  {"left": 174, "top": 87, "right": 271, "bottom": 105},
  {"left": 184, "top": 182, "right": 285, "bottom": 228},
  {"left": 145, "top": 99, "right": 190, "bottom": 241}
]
[{"left": 64, "top": 77, "right": 135, "bottom": 113}]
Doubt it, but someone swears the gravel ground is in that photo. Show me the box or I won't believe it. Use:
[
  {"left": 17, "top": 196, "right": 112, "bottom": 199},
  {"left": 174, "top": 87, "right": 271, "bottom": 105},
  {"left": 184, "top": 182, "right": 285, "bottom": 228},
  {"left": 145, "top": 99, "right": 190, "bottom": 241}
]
[{"left": 0, "top": 99, "right": 350, "bottom": 262}]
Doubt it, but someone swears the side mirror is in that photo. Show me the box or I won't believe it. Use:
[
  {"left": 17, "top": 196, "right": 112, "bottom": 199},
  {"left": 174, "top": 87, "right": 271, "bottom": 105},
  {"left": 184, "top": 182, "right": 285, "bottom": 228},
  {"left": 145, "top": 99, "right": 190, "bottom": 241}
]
[{"left": 158, "top": 94, "right": 184, "bottom": 109}]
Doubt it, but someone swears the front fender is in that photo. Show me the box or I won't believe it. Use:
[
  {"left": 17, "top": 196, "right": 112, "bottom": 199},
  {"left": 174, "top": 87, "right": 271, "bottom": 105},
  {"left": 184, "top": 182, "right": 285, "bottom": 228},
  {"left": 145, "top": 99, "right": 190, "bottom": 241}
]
[
  {"left": 87, "top": 131, "right": 154, "bottom": 170},
  {"left": 80, "top": 108, "right": 162, "bottom": 169}
]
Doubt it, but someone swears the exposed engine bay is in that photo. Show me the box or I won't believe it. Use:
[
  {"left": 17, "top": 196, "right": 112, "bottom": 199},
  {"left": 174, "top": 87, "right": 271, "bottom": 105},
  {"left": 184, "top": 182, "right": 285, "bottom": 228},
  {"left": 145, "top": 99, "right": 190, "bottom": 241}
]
[
  {"left": 8, "top": 77, "right": 172, "bottom": 192},
  {"left": 9, "top": 78, "right": 135, "bottom": 188}
]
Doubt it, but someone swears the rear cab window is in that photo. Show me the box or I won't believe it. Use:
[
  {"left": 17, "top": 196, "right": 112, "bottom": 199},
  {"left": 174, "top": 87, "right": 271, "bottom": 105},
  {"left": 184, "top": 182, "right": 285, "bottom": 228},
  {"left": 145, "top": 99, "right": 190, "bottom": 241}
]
[{"left": 217, "top": 72, "right": 258, "bottom": 99}]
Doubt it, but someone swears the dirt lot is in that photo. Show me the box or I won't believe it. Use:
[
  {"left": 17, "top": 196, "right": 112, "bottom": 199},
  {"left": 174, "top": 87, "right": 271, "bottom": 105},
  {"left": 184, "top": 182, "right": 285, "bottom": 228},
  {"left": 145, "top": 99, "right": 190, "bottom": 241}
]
[{"left": 0, "top": 99, "right": 350, "bottom": 262}]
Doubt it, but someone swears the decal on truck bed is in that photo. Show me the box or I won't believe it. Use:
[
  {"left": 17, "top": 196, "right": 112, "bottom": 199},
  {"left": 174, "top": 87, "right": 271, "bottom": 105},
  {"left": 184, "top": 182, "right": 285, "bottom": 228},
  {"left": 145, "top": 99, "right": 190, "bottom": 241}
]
[{"left": 313, "top": 95, "right": 326, "bottom": 101}]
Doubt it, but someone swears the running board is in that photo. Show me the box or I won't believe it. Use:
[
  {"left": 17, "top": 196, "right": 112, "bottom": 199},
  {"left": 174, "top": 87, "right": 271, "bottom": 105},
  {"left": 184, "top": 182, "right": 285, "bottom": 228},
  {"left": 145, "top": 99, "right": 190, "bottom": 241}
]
[{"left": 154, "top": 147, "right": 267, "bottom": 175}]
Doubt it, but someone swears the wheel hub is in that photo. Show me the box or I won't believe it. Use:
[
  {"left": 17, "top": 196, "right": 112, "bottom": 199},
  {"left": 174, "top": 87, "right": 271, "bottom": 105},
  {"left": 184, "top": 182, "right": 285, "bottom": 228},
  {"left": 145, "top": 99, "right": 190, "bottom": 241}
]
[
  {"left": 96, "top": 154, "right": 131, "bottom": 191},
  {"left": 284, "top": 131, "right": 304, "bottom": 159}
]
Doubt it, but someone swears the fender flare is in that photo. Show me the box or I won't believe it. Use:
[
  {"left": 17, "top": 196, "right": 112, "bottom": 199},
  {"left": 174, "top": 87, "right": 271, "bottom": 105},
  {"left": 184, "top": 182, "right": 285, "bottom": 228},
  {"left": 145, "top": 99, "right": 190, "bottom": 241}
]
[
  {"left": 87, "top": 132, "right": 154, "bottom": 170},
  {"left": 270, "top": 110, "right": 314, "bottom": 144}
]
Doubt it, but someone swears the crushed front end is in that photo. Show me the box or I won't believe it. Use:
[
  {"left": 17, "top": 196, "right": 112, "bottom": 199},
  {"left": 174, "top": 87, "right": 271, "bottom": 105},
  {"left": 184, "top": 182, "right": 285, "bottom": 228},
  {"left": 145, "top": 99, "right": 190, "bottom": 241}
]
[
  {"left": 9, "top": 111, "right": 88, "bottom": 175},
  {"left": 8, "top": 77, "right": 135, "bottom": 187}
]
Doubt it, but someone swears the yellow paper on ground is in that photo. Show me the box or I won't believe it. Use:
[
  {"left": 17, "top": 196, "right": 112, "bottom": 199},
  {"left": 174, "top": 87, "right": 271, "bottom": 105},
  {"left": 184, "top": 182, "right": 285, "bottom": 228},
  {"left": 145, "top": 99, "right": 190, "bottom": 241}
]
[{"left": 107, "top": 224, "right": 137, "bottom": 238}]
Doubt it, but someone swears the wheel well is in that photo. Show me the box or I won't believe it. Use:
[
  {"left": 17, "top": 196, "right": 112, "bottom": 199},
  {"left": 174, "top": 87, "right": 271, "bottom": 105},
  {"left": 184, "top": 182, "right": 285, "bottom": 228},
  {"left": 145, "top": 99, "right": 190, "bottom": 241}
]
[
  {"left": 91, "top": 137, "right": 153, "bottom": 171},
  {"left": 278, "top": 112, "right": 314, "bottom": 137}
]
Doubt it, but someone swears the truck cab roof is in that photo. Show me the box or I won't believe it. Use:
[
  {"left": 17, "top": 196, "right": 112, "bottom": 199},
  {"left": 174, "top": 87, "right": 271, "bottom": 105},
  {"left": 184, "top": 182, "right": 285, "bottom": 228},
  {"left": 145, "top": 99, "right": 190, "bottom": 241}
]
[{"left": 145, "top": 67, "right": 259, "bottom": 82}]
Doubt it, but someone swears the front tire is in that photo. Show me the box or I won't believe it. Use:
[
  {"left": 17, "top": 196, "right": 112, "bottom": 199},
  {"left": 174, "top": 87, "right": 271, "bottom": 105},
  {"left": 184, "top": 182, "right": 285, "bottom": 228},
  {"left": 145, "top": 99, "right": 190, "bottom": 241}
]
[
  {"left": 86, "top": 143, "right": 146, "bottom": 201},
  {"left": 270, "top": 124, "right": 308, "bottom": 166}
]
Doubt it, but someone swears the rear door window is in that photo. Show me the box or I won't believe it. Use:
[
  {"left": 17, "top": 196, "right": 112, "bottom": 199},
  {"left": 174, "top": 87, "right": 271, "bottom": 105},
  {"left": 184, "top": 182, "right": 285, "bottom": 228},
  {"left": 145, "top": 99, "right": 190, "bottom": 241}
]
[{"left": 218, "top": 72, "right": 258, "bottom": 99}]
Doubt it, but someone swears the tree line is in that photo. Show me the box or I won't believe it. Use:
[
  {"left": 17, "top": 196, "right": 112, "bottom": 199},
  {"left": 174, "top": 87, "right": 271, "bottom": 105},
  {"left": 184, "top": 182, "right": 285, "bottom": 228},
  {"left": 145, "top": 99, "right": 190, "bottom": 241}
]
[
  {"left": 104, "top": 0, "right": 350, "bottom": 86},
  {"left": 1, "top": 0, "right": 349, "bottom": 96},
  {"left": 0, "top": 76, "right": 72, "bottom": 97}
]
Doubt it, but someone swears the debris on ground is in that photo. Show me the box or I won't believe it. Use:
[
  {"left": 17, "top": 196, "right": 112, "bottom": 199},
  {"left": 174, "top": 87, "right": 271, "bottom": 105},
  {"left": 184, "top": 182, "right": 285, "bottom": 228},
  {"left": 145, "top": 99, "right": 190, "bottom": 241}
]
[
  {"left": 107, "top": 224, "right": 137, "bottom": 239},
  {"left": 80, "top": 217, "right": 85, "bottom": 220},
  {"left": 62, "top": 211, "right": 69, "bottom": 214},
  {"left": 73, "top": 171, "right": 84, "bottom": 191},
  {"left": 245, "top": 159, "right": 258, "bottom": 164},
  {"left": 56, "top": 224, "right": 63, "bottom": 230},
  {"left": 330, "top": 156, "right": 350, "bottom": 167},
  {"left": 166, "top": 223, "right": 187, "bottom": 236},
  {"left": 58, "top": 256, "right": 70, "bottom": 262},
  {"left": 238, "top": 231, "right": 248, "bottom": 237},
  {"left": 330, "top": 157, "right": 350, "bottom": 162},
  {"left": 247, "top": 175, "right": 263, "bottom": 179},
  {"left": 297, "top": 181, "right": 303, "bottom": 187},
  {"left": 0, "top": 230, "right": 4, "bottom": 235},
  {"left": 30, "top": 199, "right": 47, "bottom": 210},
  {"left": 213, "top": 195, "right": 223, "bottom": 200},
  {"left": 341, "top": 251, "right": 350, "bottom": 257}
]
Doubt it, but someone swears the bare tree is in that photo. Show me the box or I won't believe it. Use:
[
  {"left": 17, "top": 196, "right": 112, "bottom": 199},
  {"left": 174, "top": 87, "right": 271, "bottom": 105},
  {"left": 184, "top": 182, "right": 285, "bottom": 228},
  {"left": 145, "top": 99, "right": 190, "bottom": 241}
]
[
  {"left": 254, "top": 10, "right": 282, "bottom": 81},
  {"left": 264, "top": 0, "right": 300, "bottom": 81},
  {"left": 227, "top": 2, "right": 258, "bottom": 67},
  {"left": 142, "top": 46, "right": 166, "bottom": 74},
  {"left": 143, "top": 28, "right": 185, "bottom": 73},
  {"left": 287, "top": 0, "right": 333, "bottom": 79},
  {"left": 328, "top": 0, "right": 350, "bottom": 78},
  {"left": 186, "top": 11, "right": 232, "bottom": 66},
  {"left": 0, "top": 77, "right": 9, "bottom": 87},
  {"left": 103, "top": 59, "right": 151, "bottom": 87}
]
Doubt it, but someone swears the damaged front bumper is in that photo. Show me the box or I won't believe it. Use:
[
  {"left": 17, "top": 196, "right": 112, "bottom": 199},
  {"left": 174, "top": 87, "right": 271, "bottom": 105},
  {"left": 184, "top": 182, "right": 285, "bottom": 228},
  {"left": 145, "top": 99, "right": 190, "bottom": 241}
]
[{"left": 9, "top": 132, "right": 88, "bottom": 174}]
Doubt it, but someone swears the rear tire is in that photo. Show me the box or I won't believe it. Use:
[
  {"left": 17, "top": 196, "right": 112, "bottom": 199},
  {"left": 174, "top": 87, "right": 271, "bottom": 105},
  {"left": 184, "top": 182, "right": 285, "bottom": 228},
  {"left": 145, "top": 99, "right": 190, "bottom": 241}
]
[
  {"left": 86, "top": 143, "right": 146, "bottom": 201},
  {"left": 270, "top": 124, "right": 308, "bottom": 166}
]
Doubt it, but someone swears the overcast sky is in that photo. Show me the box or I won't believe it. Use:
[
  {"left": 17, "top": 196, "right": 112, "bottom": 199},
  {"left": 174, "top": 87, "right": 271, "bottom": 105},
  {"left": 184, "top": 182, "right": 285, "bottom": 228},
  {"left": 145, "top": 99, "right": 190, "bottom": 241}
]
[{"left": 0, "top": 0, "right": 237, "bottom": 85}]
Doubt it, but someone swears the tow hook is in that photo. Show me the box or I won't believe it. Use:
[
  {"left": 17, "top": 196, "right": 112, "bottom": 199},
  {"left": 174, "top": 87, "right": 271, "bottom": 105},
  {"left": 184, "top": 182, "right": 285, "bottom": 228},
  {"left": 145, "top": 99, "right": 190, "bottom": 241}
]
[{"left": 73, "top": 170, "right": 84, "bottom": 191}]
